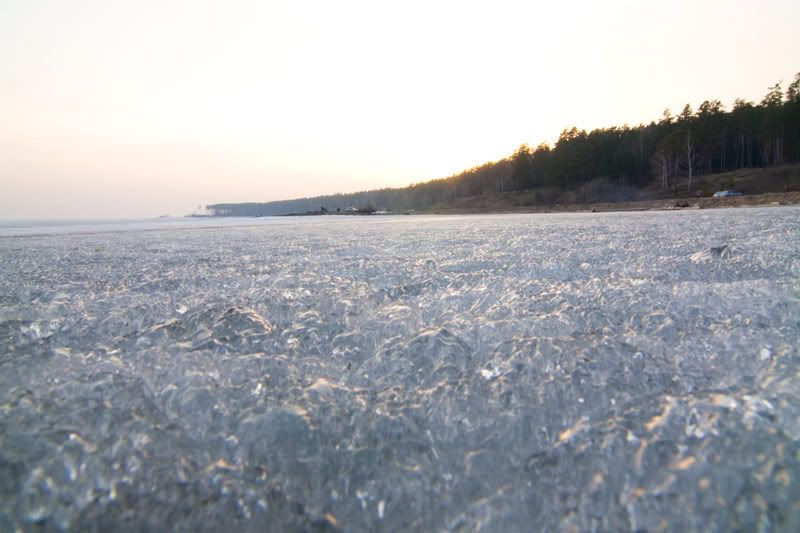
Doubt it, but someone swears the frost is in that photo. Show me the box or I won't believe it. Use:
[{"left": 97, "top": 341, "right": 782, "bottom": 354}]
[
  {"left": 480, "top": 366, "right": 501, "bottom": 380},
  {"left": 759, "top": 346, "right": 772, "bottom": 361},
  {"left": 1, "top": 208, "right": 799, "bottom": 531}
]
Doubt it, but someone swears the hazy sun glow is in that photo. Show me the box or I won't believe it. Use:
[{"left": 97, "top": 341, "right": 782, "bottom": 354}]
[{"left": 2, "top": 0, "right": 799, "bottom": 218}]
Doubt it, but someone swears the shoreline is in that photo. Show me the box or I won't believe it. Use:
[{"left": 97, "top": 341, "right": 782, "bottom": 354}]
[
  {"left": 415, "top": 191, "right": 800, "bottom": 215},
  {"left": 262, "top": 191, "right": 800, "bottom": 218}
]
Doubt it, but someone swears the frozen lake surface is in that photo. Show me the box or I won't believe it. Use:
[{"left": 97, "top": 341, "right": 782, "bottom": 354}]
[{"left": 1, "top": 208, "right": 799, "bottom": 531}]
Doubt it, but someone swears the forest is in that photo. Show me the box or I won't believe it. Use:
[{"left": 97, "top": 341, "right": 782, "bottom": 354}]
[{"left": 208, "top": 73, "right": 800, "bottom": 216}]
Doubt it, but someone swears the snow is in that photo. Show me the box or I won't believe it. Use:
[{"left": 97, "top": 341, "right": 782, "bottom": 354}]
[{"left": 1, "top": 208, "right": 799, "bottom": 531}]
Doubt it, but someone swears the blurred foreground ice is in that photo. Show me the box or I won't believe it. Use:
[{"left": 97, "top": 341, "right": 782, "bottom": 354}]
[{"left": 1, "top": 208, "right": 799, "bottom": 531}]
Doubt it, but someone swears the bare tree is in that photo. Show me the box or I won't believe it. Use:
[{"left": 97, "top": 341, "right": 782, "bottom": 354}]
[
  {"left": 649, "top": 148, "right": 672, "bottom": 190},
  {"left": 680, "top": 130, "right": 702, "bottom": 194}
]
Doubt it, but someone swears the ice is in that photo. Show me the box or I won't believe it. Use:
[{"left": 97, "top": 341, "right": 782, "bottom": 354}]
[{"left": 1, "top": 208, "right": 799, "bottom": 531}]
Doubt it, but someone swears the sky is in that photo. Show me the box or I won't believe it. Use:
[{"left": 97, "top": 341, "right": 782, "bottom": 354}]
[{"left": 1, "top": 0, "right": 799, "bottom": 219}]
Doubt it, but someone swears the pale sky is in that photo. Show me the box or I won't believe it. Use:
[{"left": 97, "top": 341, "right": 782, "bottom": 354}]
[{"left": 1, "top": 0, "right": 798, "bottom": 218}]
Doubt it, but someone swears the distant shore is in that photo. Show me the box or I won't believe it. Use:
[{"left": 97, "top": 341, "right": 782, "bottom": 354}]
[
  {"left": 415, "top": 191, "right": 800, "bottom": 215},
  {"left": 205, "top": 164, "right": 800, "bottom": 218},
  {"left": 265, "top": 191, "right": 800, "bottom": 217}
]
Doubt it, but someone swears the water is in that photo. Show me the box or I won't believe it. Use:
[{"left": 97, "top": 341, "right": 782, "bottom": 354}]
[{"left": 1, "top": 208, "right": 799, "bottom": 531}]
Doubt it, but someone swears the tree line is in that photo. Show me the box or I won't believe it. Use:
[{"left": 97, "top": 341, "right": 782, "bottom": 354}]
[{"left": 208, "top": 72, "right": 800, "bottom": 216}]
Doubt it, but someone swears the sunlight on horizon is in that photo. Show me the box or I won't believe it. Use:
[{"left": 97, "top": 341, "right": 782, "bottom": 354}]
[{"left": 1, "top": 0, "right": 799, "bottom": 218}]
